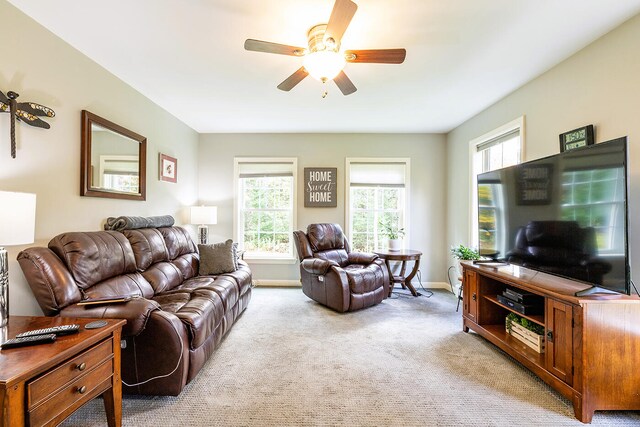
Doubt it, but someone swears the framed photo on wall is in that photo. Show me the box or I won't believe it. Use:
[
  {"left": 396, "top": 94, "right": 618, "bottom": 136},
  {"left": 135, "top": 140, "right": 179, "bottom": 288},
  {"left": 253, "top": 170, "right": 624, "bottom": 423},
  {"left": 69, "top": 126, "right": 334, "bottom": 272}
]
[
  {"left": 159, "top": 153, "right": 177, "bottom": 183},
  {"left": 559, "top": 125, "right": 594, "bottom": 152}
]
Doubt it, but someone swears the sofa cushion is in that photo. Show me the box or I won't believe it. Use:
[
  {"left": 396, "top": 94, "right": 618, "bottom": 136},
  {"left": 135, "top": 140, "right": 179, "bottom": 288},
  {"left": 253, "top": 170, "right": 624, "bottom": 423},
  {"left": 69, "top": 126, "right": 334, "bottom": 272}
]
[
  {"left": 48, "top": 231, "right": 137, "bottom": 289},
  {"left": 159, "top": 227, "right": 197, "bottom": 260},
  {"left": 124, "top": 228, "right": 169, "bottom": 271},
  {"left": 153, "top": 291, "right": 224, "bottom": 349},
  {"left": 198, "top": 240, "right": 237, "bottom": 275},
  {"left": 142, "top": 262, "right": 184, "bottom": 294}
]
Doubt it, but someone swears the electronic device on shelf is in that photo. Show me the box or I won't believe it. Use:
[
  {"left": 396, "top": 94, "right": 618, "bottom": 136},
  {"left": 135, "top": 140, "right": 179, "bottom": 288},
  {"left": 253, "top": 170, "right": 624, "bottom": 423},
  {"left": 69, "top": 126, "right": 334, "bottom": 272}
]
[
  {"left": 476, "top": 137, "right": 630, "bottom": 296},
  {"left": 497, "top": 294, "right": 542, "bottom": 315},
  {"left": 15, "top": 324, "right": 80, "bottom": 338},
  {"left": 1, "top": 334, "right": 57, "bottom": 349}
]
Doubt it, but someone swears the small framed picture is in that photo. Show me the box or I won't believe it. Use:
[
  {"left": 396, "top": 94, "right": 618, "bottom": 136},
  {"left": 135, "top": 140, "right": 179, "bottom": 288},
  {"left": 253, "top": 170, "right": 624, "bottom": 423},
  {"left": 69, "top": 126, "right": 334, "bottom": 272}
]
[
  {"left": 159, "top": 153, "right": 177, "bottom": 183},
  {"left": 559, "top": 125, "right": 594, "bottom": 152}
]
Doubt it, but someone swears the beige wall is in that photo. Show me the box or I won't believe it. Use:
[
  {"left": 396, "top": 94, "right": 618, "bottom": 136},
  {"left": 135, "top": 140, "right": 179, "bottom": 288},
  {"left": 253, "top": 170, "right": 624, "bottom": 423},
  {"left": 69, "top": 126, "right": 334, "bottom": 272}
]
[
  {"left": 446, "top": 14, "right": 640, "bottom": 279},
  {"left": 0, "top": 1, "right": 199, "bottom": 315},
  {"left": 198, "top": 133, "right": 447, "bottom": 284}
]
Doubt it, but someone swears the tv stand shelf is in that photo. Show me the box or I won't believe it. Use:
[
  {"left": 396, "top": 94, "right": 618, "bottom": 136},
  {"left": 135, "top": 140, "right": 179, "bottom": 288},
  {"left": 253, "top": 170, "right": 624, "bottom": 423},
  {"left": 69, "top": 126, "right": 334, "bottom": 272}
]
[
  {"left": 461, "top": 261, "right": 640, "bottom": 423},
  {"left": 483, "top": 294, "right": 544, "bottom": 326}
]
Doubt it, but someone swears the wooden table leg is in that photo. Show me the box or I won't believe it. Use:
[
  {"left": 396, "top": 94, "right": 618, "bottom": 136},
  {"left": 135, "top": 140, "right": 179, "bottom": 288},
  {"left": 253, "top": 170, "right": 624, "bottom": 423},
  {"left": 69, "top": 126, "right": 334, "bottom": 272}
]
[
  {"left": 399, "top": 261, "right": 407, "bottom": 289},
  {"left": 104, "top": 329, "right": 122, "bottom": 427},
  {"left": 384, "top": 259, "right": 394, "bottom": 297},
  {"left": 404, "top": 258, "right": 421, "bottom": 297}
]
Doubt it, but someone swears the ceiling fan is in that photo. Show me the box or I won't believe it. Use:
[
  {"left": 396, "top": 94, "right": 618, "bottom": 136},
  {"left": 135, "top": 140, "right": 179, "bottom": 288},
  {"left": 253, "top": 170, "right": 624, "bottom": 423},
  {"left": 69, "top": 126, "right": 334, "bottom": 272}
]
[{"left": 244, "top": 0, "right": 406, "bottom": 96}]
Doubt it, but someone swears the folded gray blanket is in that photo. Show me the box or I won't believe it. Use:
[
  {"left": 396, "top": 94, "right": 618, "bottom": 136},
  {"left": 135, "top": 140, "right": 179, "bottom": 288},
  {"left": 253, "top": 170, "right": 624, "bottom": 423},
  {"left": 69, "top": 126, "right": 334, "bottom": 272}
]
[{"left": 104, "top": 215, "right": 175, "bottom": 231}]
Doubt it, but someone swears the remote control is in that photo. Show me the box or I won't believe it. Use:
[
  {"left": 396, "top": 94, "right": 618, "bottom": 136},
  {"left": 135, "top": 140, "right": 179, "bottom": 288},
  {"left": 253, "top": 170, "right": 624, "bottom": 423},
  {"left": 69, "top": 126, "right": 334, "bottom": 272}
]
[
  {"left": 1, "top": 334, "right": 57, "bottom": 349},
  {"left": 16, "top": 324, "right": 80, "bottom": 339}
]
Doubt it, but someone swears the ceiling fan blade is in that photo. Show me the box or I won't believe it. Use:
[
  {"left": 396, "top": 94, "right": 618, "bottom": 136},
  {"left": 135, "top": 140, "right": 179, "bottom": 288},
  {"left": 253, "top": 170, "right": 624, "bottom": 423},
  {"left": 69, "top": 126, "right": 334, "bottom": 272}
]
[
  {"left": 244, "top": 39, "right": 305, "bottom": 56},
  {"left": 277, "top": 67, "right": 309, "bottom": 91},
  {"left": 345, "top": 49, "right": 407, "bottom": 64},
  {"left": 325, "top": 0, "right": 358, "bottom": 43},
  {"left": 334, "top": 71, "right": 357, "bottom": 96}
]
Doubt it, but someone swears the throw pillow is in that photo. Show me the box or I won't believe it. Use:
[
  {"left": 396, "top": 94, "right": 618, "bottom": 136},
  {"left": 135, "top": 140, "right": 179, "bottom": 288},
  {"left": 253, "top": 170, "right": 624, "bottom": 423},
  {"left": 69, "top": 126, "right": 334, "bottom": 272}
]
[{"left": 199, "top": 239, "right": 237, "bottom": 276}]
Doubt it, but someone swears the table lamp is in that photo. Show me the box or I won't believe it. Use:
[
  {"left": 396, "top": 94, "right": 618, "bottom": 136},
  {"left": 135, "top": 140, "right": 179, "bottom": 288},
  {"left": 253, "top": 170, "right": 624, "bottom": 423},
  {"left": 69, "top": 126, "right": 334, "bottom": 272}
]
[
  {"left": 0, "top": 191, "right": 36, "bottom": 327},
  {"left": 190, "top": 206, "right": 217, "bottom": 244}
]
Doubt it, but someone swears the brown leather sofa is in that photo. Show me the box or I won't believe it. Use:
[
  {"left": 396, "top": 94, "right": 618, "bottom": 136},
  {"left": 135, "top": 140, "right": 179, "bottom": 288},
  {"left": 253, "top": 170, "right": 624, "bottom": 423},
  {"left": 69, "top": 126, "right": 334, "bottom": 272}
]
[
  {"left": 293, "top": 223, "right": 389, "bottom": 312},
  {"left": 18, "top": 226, "right": 252, "bottom": 396}
]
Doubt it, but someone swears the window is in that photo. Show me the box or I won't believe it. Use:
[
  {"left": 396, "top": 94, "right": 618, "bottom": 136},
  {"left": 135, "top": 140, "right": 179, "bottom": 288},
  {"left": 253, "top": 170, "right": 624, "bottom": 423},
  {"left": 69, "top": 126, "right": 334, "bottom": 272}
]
[
  {"left": 234, "top": 158, "right": 297, "bottom": 262},
  {"left": 346, "top": 159, "right": 410, "bottom": 252},
  {"left": 561, "top": 168, "right": 625, "bottom": 254},
  {"left": 470, "top": 117, "right": 524, "bottom": 249},
  {"left": 99, "top": 155, "right": 139, "bottom": 193}
]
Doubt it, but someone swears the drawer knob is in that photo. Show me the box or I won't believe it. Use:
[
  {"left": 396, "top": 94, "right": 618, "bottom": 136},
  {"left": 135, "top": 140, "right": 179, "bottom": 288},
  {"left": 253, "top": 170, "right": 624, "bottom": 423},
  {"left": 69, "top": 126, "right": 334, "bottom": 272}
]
[
  {"left": 77, "top": 385, "right": 87, "bottom": 394},
  {"left": 76, "top": 362, "right": 86, "bottom": 371}
]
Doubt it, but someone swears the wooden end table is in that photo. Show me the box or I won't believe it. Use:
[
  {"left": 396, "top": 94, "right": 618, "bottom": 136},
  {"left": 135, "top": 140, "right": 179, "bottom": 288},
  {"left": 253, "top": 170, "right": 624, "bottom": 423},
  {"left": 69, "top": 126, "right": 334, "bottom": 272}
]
[
  {"left": 374, "top": 249, "right": 423, "bottom": 297},
  {"left": 0, "top": 316, "right": 126, "bottom": 427}
]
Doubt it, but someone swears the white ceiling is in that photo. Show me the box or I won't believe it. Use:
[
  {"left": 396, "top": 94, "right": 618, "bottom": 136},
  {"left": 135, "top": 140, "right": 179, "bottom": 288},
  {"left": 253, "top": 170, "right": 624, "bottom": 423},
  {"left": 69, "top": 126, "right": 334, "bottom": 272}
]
[{"left": 8, "top": 0, "right": 640, "bottom": 133}]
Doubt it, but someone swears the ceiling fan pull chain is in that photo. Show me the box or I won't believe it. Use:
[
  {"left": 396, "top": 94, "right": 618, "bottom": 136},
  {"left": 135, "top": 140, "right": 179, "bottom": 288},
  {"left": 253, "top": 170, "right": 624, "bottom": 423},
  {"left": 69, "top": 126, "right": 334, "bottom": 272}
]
[{"left": 321, "top": 79, "right": 328, "bottom": 98}]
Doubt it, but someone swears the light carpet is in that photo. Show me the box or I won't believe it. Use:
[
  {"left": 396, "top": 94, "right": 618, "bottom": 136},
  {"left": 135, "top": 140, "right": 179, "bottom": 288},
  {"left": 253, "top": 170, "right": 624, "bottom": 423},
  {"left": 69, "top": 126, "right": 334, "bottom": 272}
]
[{"left": 63, "top": 287, "right": 640, "bottom": 426}]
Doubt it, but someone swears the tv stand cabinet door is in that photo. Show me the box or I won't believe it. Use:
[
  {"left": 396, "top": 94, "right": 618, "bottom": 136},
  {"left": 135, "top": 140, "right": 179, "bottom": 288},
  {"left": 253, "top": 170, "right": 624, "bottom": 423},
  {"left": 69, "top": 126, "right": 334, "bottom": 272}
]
[
  {"left": 546, "top": 299, "right": 574, "bottom": 386},
  {"left": 463, "top": 270, "right": 478, "bottom": 323}
]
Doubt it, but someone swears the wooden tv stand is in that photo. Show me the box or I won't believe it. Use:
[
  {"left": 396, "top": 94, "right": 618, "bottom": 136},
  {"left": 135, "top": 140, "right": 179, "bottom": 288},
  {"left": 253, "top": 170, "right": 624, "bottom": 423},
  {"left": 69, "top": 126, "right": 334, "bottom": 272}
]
[{"left": 461, "top": 261, "right": 640, "bottom": 423}]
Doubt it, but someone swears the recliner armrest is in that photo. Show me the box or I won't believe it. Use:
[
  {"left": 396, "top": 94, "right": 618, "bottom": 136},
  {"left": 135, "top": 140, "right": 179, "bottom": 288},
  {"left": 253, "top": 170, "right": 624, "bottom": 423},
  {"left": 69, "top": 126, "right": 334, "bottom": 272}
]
[
  {"left": 301, "top": 258, "right": 339, "bottom": 275},
  {"left": 60, "top": 297, "right": 160, "bottom": 337},
  {"left": 347, "top": 251, "right": 378, "bottom": 264}
]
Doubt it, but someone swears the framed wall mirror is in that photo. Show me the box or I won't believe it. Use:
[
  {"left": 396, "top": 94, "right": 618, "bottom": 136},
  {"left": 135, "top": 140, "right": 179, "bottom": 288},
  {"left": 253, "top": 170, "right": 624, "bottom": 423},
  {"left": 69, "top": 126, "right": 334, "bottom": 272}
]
[{"left": 81, "top": 110, "right": 147, "bottom": 200}]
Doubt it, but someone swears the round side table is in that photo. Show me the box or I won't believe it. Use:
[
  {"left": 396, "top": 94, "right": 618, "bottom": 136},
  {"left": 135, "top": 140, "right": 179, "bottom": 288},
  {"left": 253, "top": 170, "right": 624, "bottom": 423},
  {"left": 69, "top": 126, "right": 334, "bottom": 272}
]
[{"left": 373, "top": 249, "right": 423, "bottom": 297}]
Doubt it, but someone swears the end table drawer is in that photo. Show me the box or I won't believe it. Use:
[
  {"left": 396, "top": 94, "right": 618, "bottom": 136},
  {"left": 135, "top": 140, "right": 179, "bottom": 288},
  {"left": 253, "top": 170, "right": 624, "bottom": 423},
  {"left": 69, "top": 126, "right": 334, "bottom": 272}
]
[
  {"left": 28, "top": 338, "right": 113, "bottom": 408},
  {"left": 28, "top": 358, "right": 113, "bottom": 426}
]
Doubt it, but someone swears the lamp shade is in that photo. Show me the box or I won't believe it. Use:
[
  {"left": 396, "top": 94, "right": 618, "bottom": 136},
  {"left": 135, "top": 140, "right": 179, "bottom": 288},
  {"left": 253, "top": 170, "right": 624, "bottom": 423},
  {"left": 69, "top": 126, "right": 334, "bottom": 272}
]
[
  {"left": 190, "top": 206, "right": 217, "bottom": 225},
  {"left": 0, "top": 191, "right": 36, "bottom": 246}
]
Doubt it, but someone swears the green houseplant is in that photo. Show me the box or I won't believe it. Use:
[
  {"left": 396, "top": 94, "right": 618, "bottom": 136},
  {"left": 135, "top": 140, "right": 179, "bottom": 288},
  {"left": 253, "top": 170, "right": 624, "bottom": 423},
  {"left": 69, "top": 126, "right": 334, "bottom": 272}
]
[
  {"left": 450, "top": 244, "right": 480, "bottom": 261},
  {"left": 450, "top": 244, "right": 480, "bottom": 275},
  {"left": 381, "top": 222, "right": 405, "bottom": 251}
]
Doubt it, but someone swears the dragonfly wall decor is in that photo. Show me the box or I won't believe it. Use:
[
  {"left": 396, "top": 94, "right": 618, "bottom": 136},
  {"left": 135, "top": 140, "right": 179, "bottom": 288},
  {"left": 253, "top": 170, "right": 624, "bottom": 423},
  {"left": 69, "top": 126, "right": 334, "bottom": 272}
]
[{"left": 0, "top": 90, "right": 55, "bottom": 158}]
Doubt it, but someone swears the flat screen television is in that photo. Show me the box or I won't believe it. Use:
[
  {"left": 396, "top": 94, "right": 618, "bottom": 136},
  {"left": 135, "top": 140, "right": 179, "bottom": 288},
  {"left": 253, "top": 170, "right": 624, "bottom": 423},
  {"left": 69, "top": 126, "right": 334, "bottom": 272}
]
[{"left": 477, "top": 137, "right": 630, "bottom": 295}]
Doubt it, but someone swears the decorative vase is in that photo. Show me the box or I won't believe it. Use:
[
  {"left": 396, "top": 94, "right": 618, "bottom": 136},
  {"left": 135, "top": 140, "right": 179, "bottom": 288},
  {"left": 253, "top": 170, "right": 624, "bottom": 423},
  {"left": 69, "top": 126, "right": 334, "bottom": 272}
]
[{"left": 388, "top": 239, "right": 402, "bottom": 251}]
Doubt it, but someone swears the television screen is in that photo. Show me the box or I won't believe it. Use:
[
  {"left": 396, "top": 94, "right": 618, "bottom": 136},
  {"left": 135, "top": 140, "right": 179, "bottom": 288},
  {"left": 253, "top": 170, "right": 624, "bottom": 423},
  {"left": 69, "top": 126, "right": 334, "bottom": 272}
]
[{"left": 477, "top": 137, "right": 629, "bottom": 294}]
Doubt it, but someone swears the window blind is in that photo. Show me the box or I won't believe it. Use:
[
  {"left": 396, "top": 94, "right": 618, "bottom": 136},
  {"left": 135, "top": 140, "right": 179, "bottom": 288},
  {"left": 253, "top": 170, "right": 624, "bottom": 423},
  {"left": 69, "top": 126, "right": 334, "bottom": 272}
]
[
  {"left": 237, "top": 161, "right": 295, "bottom": 178},
  {"left": 349, "top": 162, "right": 406, "bottom": 188},
  {"left": 476, "top": 128, "right": 520, "bottom": 152}
]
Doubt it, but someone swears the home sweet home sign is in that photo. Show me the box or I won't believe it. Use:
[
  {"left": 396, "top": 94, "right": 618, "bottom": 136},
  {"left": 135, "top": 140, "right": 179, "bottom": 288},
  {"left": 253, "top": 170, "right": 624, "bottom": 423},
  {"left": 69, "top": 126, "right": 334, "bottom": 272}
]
[{"left": 304, "top": 168, "right": 337, "bottom": 207}]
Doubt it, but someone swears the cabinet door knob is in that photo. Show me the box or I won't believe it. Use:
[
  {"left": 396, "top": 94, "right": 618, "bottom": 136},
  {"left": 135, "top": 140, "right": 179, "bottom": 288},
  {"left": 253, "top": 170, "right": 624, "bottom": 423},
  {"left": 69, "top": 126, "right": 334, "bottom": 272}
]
[
  {"left": 546, "top": 331, "right": 553, "bottom": 343},
  {"left": 472, "top": 293, "right": 477, "bottom": 301},
  {"left": 76, "top": 362, "right": 86, "bottom": 371},
  {"left": 77, "top": 385, "right": 87, "bottom": 394}
]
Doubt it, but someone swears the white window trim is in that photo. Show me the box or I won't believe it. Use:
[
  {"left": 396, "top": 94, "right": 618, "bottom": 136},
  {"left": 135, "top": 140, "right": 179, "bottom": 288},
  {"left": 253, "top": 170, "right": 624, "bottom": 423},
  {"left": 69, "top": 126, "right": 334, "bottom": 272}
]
[
  {"left": 468, "top": 116, "right": 525, "bottom": 247},
  {"left": 345, "top": 157, "right": 411, "bottom": 249},
  {"left": 233, "top": 157, "right": 298, "bottom": 264}
]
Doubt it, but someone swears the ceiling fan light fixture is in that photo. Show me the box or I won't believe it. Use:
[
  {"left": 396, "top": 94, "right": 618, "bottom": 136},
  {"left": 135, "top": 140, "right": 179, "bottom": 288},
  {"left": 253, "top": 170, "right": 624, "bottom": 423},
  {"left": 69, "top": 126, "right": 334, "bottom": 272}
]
[{"left": 303, "top": 50, "right": 346, "bottom": 81}]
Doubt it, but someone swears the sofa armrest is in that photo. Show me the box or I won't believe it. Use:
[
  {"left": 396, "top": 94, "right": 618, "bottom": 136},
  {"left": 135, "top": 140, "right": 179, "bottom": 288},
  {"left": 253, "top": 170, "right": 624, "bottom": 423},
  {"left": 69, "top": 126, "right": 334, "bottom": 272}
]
[
  {"left": 347, "top": 251, "right": 378, "bottom": 265},
  {"left": 301, "top": 258, "right": 339, "bottom": 275},
  {"left": 60, "top": 297, "right": 160, "bottom": 337}
]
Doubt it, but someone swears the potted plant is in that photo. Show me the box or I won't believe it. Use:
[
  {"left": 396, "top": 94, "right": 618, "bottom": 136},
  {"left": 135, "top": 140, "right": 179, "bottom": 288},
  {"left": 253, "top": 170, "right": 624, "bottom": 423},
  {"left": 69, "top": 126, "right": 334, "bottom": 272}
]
[
  {"left": 381, "top": 222, "right": 405, "bottom": 251},
  {"left": 505, "top": 312, "right": 545, "bottom": 353},
  {"left": 450, "top": 244, "right": 480, "bottom": 274}
]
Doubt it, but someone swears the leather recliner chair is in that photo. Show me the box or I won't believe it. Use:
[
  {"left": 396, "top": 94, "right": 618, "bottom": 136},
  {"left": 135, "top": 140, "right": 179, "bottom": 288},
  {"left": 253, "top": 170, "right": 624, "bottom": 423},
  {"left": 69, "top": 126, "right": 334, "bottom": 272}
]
[
  {"left": 506, "top": 220, "right": 612, "bottom": 284},
  {"left": 293, "top": 223, "right": 389, "bottom": 312}
]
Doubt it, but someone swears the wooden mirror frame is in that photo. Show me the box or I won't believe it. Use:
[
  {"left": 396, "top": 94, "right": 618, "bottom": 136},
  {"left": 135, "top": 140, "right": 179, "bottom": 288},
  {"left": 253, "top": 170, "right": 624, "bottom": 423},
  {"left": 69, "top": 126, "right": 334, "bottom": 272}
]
[{"left": 80, "top": 110, "right": 147, "bottom": 200}]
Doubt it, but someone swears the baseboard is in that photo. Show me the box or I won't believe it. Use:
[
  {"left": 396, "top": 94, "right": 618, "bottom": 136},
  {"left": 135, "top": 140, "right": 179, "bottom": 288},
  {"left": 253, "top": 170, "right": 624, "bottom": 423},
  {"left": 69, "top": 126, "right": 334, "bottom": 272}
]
[
  {"left": 419, "top": 281, "right": 451, "bottom": 290},
  {"left": 252, "top": 280, "right": 452, "bottom": 290},
  {"left": 253, "top": 279, "right": 301, "bottom": 287}
]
